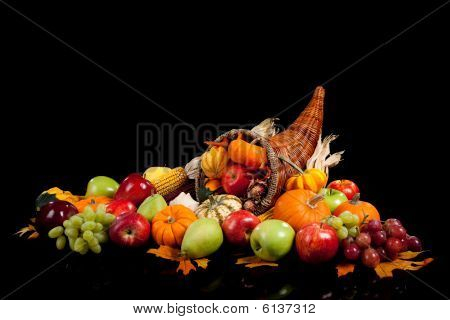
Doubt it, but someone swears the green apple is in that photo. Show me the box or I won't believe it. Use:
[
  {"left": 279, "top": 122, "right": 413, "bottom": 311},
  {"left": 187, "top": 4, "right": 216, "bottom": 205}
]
[
  {"left": 250, "top": 219, "right": 295, "bottom": 261},
  {"left": 321, "top": 188, "right": 347, "bottom": 213},
  {"left": 181, "top": 218, "right": 223, "bottom": 259},
  {"left": 137, "top": 194, "right": 167, "bottom": 222},
  {"left": 85, "top": 176, "right": 119, "bottom": 197}
]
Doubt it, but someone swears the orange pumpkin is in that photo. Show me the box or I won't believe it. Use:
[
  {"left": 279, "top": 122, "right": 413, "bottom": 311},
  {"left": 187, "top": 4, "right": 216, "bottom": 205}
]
[
  {"left": 228, "top": 133, "right": 267, "bottom": 170},
  {"left": 333, "top": 193, "right": 380, "bottom": 224},
  {"left": 152, "top": 205, "right": 197, "bottom": 247},
  {"left": 75, "top": 196, "right": 112, "bottom": 212},
  {"left": 273, "top": 189, "right": 331, "bottom": 232}
]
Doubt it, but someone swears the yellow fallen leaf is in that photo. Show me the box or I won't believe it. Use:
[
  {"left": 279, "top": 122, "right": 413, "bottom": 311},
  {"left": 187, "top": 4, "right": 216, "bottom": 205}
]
[
  {"left": 236, "top": 255, "right": 278, "bottom": 268},
  {"left": 177, "top": 258, "right": 197, "bottom": 275},
  {"left": 336, "top": 263, "right": 355, "bottom": 277},
  {"left": 194, "top": 258, "right": 209, "bottom": 270},
  {"left": 374, "top": 258, "right": 434, "bottom": 278},
  {"left": 46, "top": 187, "right": 64, "bottom": 195},
  {"left": 397, "top": 251, "right": 425, "bottom": 260}
]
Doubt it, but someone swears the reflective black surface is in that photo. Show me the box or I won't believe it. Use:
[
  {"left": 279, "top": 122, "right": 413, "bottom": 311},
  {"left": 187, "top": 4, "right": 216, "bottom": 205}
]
[{"left": 1, "top": 229, "right": 448, "bottom": 299}]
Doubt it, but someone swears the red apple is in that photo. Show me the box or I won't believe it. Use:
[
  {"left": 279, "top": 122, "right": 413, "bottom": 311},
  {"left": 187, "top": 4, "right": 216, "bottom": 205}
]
[
  {"left": 327, "top": 179, "right": 360, "bottom": 200},
  {"left": 295, "top": 223, "right": 339, "bottom": 264},
  {"left": 114, "top": 173, "right": 155, "bottom": 206},
  {"left": 107, "top": 199, "right": 137, "bottom": 217},
  {"left": 221, "top": 164, "right": 250, "bottom": 197},
  {"left": 109, "top": 212, "right": 151, "bottom": 247},
  {"left": 36, "top": 201, "right": 78, "bottom": 234},
  {"left": 222, "top": 210, "right": 260, "bottom": 246}
]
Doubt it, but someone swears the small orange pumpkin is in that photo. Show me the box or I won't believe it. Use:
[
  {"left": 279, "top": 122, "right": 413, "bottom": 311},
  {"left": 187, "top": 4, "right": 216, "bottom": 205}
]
[
  {"left": 273, "top": 189, "right": 331, "bottom": 232},
  {"left": 152, "top": 205, "right": 197, "bottom": 247},
  {"left": 228, "top": 133, "right": 267, "bottom": 170},
  {"left": 333, "top": 193, "right": 380, "bottom": 224},
  {"left": 75, "top": 196, "right": 112, "bottom": 212}
]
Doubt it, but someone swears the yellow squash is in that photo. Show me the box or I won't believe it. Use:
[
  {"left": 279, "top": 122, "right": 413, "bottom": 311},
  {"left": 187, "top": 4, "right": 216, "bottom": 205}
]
[
  {"left": 285, "top": 168, "right": 327, "bottom": 193},
  {"left": 201, "top": 146, "right": 228, "bottom": 179},
  {"left": 281, "top": 156, "right": 328, "bottom": 193}
]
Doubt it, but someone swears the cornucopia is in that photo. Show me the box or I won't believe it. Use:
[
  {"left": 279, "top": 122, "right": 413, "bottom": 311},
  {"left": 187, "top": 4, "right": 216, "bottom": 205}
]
[{"left": 18, "top": 86, "right": 432, "bottom": 277}]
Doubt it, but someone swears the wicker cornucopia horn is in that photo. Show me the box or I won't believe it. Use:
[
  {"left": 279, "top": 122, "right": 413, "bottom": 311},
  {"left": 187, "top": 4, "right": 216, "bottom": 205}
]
[{"left": 195, "top": 86, "right": 325, "bottom": 215}]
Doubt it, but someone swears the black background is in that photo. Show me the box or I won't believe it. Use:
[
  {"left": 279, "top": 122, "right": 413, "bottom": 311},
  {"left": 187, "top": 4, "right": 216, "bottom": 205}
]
[{"left": 0, "top": 1, "right": 448, "bottom": 299}]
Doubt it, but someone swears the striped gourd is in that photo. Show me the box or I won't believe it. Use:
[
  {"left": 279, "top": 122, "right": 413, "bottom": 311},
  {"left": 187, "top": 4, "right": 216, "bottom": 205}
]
[
  {"left": 195, "top": 194, "right": 242, "bottom": 224},
  {"left": 150, "top": 167, "right": 188, "bottom": 197}
]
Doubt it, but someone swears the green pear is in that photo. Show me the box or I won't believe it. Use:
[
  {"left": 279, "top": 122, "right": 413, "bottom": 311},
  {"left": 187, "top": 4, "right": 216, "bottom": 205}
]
[
  {"left": 85, "top": 176, "right": 119, "bottom": 198},
  {"left": 181, "top": 218, "right": 223, "bottom": 259},
  {"left": 137, "top": 194, "right": 167, "bottom": 222}
]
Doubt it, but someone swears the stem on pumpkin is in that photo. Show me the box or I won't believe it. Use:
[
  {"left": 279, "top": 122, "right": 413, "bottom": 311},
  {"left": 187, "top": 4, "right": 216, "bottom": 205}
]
[
  {"left": 308, "top": 194, "right": 324, "bottom": 208},
  {"left": 350, "top": 193, "right": 361, "bottom": 205},
  {"left": 167, "top": 216, "right": 176, "bottom": 224},
  {"left": 278, "top": 156, "right": 304, "bottom": 174},
  {"left": 204, "top": 137, "right": 229, "bottom": 148}
]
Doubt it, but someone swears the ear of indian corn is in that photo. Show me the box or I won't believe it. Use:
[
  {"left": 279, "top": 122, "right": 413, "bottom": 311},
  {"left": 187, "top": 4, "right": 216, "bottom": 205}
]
[{"left": 150, "top": 167, "right": 188, "bottom": 196}]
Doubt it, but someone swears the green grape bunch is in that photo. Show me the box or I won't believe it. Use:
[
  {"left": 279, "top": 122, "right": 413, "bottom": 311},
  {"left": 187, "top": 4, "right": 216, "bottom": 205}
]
[
  {"left": 323, "top": 211, "right": 360, "bottom": 241},
  {"left": 47, "top": 204, "right": 116, "bottom": 254}
]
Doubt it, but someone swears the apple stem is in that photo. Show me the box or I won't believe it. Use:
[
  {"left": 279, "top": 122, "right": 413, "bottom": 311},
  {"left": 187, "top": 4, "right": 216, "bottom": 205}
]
[
  {"left": 308, "top": 194, "right": 325, "bottom": 208},
  {"left": 278, "top": 156, "right": 304, "bottom": 174},
  {"left": 350, "top": 193, "right": 361, "bottom": 205}
]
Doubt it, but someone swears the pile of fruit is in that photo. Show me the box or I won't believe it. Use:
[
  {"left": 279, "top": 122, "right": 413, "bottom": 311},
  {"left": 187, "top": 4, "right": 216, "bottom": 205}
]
[
  {"left": 22, "top": 116, "right": 429, "bottom": 276},
  {"left": 24, "top": 159, "right": 428, "bottom": 276}
]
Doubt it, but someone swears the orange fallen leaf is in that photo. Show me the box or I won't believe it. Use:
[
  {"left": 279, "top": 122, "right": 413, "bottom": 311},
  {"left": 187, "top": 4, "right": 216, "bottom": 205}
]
[
  {"left": 236, "top": 255, "right": 278, "bottom": 268},
  {"left": 336, "top": 263, "right": 355, "bottom": 277},
  {"left": 194, "top": 258, "right": 209, "bottom": 270},
  {"left": 147, "top": 245, "right": 210, "bottom": 275},
  {"left": 15, "top": 224, "right": 37, "bottom": 238},
  {"left": 147, "top": 245, "right": 181, "bottom": 261},
  {"left": 397, "top": 251, "right": 425, "bottom": 260},
  {"left": 177, "top": 258, "right": 197, "bottom": 275},
  {"left": 375, "top": 258, "right": 434, "bottom": 278},
  {"left": 27, "top": 232, "right": 40, "bottom": 240}
]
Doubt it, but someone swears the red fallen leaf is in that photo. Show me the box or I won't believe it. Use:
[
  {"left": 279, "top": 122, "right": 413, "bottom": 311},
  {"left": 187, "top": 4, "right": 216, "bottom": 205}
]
[
  {"left": 236, "top": 255, "right": 278, "bottom": 268},
  {"left": 147, "top": 245, "right": 210, "bottom": 275},
  {"left": 336, "top": 263, "right": 355, "bottom": 277}
]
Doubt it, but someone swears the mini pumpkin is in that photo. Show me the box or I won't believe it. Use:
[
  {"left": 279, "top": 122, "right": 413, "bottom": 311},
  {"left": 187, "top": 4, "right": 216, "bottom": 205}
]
[
  {"left": 333, "top": 193, "right": 380, "bottom": 224},
  {"left": 282, "top": 156, "right": 328, "bottom": 193},
  {"left": 195, "top": 194, "right": 242, "bottom": 224},
  {"left": 152, "top": 205, "right": 197, "bottom": 247},
  {"left": 273, "top": 189, "right": 330, "bottom": 232},
  {"left": 75, "top": 196, "right": 112, "bottom": 213}
]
